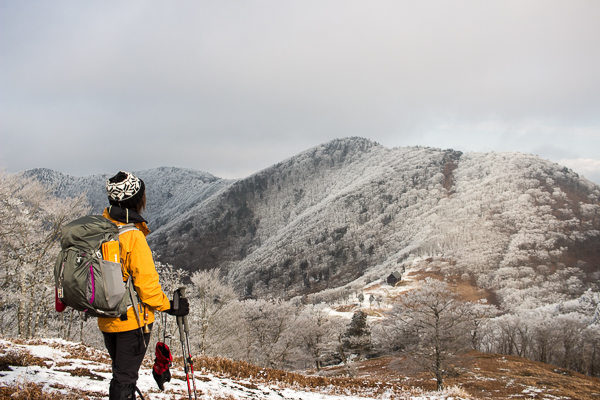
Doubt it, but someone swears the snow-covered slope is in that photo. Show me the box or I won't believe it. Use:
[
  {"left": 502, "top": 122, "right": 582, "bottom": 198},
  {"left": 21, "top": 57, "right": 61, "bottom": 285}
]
[{"left": 0, "top": 338, "right": 465, "bottom": 399}]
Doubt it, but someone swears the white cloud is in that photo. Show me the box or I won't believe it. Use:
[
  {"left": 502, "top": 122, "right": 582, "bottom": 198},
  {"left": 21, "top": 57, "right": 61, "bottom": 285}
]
[{"left": 1, "top": 1, "right": 600, "bottom": 177}]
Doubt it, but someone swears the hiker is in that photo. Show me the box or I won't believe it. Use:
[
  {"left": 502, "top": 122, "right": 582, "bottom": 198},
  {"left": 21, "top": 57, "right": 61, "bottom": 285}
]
[{"left": 100, "top": 171, "right": 189, "bottom": 400}]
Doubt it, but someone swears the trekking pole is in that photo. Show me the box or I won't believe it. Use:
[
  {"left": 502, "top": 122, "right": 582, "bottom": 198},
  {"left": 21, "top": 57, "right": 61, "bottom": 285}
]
[
  {"left": 182, "top": 303, "right": 199, "bottom": 399},
  {"left": 162, "top": 311, "right": 169, "bottom": 345},
  {"left": 162, "top": 311, "right": 167, "bottom": 343},
  {"left": 135, "top": 386, "right": 146, "bottom": 400},
  {"left": 174, "top": 288, "right": 193, "bottom": 400}
]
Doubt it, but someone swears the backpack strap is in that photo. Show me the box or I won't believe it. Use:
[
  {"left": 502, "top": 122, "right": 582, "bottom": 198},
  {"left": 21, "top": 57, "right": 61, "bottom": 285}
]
[
  {"left": 117, "top": 223, "right": 139, "bottom": 279},
  {"left": 117, "top": 223, "right": 144, "bottom": 330},
  {"left": 118, "top": 223, "right": 139, "bottom": 235}
]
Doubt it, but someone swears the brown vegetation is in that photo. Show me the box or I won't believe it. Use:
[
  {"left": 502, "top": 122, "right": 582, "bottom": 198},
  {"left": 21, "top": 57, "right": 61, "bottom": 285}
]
[
  {"left": 333, "top": 304, "right": 357, "bottom": 312},
  {"left": 0, "top": 350, "right": 50, "bottom": 371},
  {"left": 55, "top": 366, "right": 105, "bottom": 380},
  {"left": 4, "top": 338, "right": 600, "bottom": 399},
  {"left": 0, "top": 381, "right": 104, "bottom": 400},
  {"left": 405, "top": 267, "right": 498, "bottom": 305},
  {"left": 194, "top": 355, "right": 411, "bottom": 397},
  {"left": 316, "top": 350, "right": 600, "bottom": 399}
]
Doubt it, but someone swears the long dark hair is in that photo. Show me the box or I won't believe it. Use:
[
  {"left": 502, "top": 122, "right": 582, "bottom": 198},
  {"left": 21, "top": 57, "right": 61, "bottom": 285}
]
[{"left": 134, "top": 192, "right": 147, "bottom": 214}]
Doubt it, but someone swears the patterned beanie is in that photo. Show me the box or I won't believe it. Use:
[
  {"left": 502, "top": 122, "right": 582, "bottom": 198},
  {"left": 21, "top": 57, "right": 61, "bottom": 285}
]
[{"left": 106, "top": 171, "right": 145, "bottom": 209}]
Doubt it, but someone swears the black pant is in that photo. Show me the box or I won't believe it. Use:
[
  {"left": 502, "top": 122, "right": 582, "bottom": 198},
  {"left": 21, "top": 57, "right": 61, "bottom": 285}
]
[{"left": 102, "top": 324, "right": 152, "bottom": 385}]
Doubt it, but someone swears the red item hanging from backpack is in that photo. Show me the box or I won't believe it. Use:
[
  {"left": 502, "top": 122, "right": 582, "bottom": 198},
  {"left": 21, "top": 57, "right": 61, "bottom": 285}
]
[{"left": 55, "top": 287, "right": 66, "bottom": 312}]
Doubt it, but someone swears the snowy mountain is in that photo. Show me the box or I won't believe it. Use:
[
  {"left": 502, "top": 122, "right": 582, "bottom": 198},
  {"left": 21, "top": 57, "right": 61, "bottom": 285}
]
[
  {"left": 24, "top": 137, "right": 600, "bottom": 311},
  {"left": 145, "top": 138, "right": 600, "bottom": 311},
  {"left": 21, "top": 166, "right": 231, "bottom": 232}
]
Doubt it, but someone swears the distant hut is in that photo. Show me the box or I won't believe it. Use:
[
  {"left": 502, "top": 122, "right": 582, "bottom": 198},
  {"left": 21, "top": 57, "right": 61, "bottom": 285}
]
[{"left": 387, "top": 271, "right": 402, "bottom": 286}]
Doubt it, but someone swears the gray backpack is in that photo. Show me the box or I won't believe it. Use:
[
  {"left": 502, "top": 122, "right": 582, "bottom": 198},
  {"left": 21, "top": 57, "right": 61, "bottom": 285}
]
[{"left": 54, "top": 215, "right": 140, "bottom": 318}]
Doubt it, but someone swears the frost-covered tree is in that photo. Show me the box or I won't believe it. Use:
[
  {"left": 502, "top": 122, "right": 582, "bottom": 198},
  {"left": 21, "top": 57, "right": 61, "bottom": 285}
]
[
  {"left": 475, "top": 290, "right": 600, "bottom": 378},
  {"left": 491, "top": 313, "right": 529, "bottom": 356},
  {"left": 149, "top": 260, "right": 189, "bottom": 356},
  {"left": 582, "top": 326, "right": 600, "bottom": 376},
  {"left": 296, "top": 304, "right": 346, "bottom": 370},
  {"left": 189, "top": 268, "right": 239, "bottom": 355},
  {"left": 0, "top": 171, "right": 89, "bottom": 338},
  {"left": 464, "top": 300, "right": 499, "bottom": 351},
  {"left": 241, "top": 299, "right": 301, "bottom": 368},
  {"left": 386, "top": 278, "right": 471, "bottom": 391}
]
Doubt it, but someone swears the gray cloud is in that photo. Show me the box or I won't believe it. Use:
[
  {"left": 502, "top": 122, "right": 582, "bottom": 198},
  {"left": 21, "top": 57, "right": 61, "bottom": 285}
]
[{"left": 1, "top": 0, "right": 599, "bottom": 181}]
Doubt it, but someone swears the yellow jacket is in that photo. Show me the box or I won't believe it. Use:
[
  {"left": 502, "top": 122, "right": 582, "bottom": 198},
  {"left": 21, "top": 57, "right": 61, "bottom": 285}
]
[{"left": 98, "top": 208, "right": 171, "bottom": 333}]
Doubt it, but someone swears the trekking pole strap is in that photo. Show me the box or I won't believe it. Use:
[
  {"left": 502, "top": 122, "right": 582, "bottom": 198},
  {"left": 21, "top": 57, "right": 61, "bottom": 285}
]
[
  {"left": 128, "top": 278, "right": 143, "bottom": 328},
  {"left": 128, "top": 277, "right": 148, "bottom": 351}
]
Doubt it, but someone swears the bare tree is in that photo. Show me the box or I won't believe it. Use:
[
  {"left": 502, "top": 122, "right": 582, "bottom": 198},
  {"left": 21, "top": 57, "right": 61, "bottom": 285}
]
[
  {"left": 189, "top": 268, "right": 239, "bottom": 355},
  {"left": 464, "top": 300, "right": 499, "bottom": 351},
  {"left": 297, "top": 303, "right": 345, "bottom": 370},
  {"left": 386, "top": 278, "right": 471, "bottom": 391},
  {"left": 150, "top": 260, "right": 189, "bottom": 356},
  {"left": 241, "top": 299, "right": 301, "bottom": 369},
  {"left": 0, "top": 171, "right": 89, "bottom": 338}
]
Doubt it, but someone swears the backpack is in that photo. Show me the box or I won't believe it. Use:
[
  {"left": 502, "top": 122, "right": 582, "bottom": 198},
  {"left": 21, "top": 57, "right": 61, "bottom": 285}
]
[{"left": 54, "top": 215, "right": 139, "bottom": 318}]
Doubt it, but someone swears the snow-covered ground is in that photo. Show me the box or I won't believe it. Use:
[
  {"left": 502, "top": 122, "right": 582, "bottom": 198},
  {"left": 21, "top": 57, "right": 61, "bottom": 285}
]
[
  {"left": 0, "top": 338, "right": 470, "bottom": 400},
  {"left": 322, "top": 264, "right": 420, "bottom": 321}
]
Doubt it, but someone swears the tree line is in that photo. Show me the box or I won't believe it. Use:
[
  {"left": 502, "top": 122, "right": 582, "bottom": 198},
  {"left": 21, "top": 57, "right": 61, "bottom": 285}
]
[{"left": 2, "top": 170, "right": 600, "bottom": 392}]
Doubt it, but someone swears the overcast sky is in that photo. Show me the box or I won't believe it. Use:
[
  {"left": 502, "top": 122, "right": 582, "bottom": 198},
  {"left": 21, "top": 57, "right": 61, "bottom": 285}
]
[{"left": 1, "top": 1, "right": 599, "bottom": 184}]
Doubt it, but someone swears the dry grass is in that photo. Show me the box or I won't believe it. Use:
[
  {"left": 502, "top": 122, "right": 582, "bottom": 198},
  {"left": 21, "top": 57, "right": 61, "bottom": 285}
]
[
  {"left": 362, "top": 309, "right": 384, "bottom": 318},
  {"left": 6, "top": 338, "right": 599, "bottom": 399},
  {"left": 58, "top": 343, "right": 111, "bottom": 364},
  {"left": 0, "top": 380, "right": 104, "bottom": 399},
  {"left": 5, "top": 339, "right": 111, "bottom": 365},
  {"left": 0, "top": 340, "right": 109, "bottom": 399},
  {"left": 55, "top": 366, "right": 105, "bottom": 380},
  {"left": 457, "top": 352, "right": 600, "bottom": 400},
  {"left": 393, "top": 280, "right": 413, "bottom": 287},
  {"left": 333, "top": 304, "right": 357, "bottom": 312},
  {"left": 195, "top": 355, "right": 411, "bottom": 397},
  {"left": 0, "top": 351, "right": 50, "bottom": 371},
  {"left": 322, "top": 350, "right": 600, "bottom": 399},
  {"left": 404, "top": 269, "right": 498, "bottom": 305}
]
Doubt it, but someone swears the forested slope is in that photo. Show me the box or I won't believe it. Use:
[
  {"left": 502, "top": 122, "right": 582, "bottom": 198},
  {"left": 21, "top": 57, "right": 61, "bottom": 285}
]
[
  {"left": 146, "top": 138, "right": 600, "bottom": 310},
  {"left": 24, "top": 137, "right": 600, "bottom": 311}
]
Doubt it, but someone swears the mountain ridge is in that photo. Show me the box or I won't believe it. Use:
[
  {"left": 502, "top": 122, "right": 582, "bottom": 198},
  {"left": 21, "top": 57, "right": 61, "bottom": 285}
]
[
  {"left": 20, "top": 166, "right": 231, "bottom": 230},
  {"left": 148, "top": 138, "right": 600, "bottom": 310},
  {"left": 20, "top": 137, "right": 600, "bottom": 311}
]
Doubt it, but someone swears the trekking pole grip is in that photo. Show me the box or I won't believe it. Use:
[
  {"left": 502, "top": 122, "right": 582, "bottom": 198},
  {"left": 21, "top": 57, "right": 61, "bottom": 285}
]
[
  {"left": 173, "top": 287, "right": 183, "bottom": 310},
  {"left": 175, "top": 287, "right": 190, "bottom": 334},
  {"left": 174, "top": 287, "right": 187, "bottom": 341}
]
